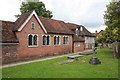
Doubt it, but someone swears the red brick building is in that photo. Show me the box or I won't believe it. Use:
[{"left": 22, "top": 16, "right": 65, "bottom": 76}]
[{"left": 0, "top": 11, "right": 95, "bottom": 64}]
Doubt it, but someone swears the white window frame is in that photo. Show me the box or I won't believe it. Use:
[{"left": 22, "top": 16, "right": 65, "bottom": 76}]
[
  {"left": 28, "top": 34, "right": 38, "bottom": 47},
  {"left": 42, "top": 35, "right": 51, "bottom": 46},
  {"left": 54, "top": 35, "right": 61, "bottom": 46},
  {"left": 63, "top": 36, "right": 69, "bottom": 45}
]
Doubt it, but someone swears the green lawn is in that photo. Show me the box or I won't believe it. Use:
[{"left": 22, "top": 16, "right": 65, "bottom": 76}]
[{"left": 2, "top": 48, "right": 118, "bottom": 78}]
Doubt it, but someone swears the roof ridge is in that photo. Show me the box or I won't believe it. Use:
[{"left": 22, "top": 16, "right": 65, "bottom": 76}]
[{"left": 39, "top": 16, "right": 65, "bottom": 23}]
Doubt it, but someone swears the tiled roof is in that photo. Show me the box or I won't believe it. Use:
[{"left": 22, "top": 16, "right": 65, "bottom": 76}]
[
  {"left": 14, "top": 11, "right": 33, "bottom": 31},
  {"left": 0, "top": 20, "right": 18, "bottom": 43},
  {"left": 80, "top": 26, "right": 95, "bottom": 37},
  {"left": 66, "top": 23, "right": 85, "bottom": 42},
  {"left": 1, "top": 11, "right": 94, "bottom": 43},
  {"left": 39, "top": 16, "right": 74, "bottom": 34},
  {"left": 65, "top": 23, "right": 80, "bottom": 30},
  {"left": 14, "top": 11, "right": 73, "bottom": 35},
  {"left": 66, "top": 23, "right": 95, "bottom": 37}
]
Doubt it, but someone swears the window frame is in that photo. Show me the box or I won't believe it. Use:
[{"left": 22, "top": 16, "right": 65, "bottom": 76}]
[
  {"left": 28, "top": 34, "right": 33, "bottom": 46},
  {"left": 54, "top": 35, "right": 61, "bottom": 46},
  {"left": 28, "top": 34, "right": 38, "bottom": 47},
  {"left": 63, "top": 36, "right": 69, "bottom": 45},
  {"left": 42, "top": 35, "right": 51, "bottom": 46}
]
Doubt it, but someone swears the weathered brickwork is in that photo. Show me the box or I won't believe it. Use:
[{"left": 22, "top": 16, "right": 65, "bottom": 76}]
[{"left": 2, "top": 44, "right": 18, "bottom": 64}]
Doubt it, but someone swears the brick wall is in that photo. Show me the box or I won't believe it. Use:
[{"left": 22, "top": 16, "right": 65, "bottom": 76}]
[
  {"left": 16, "top": 15, "right": 73, "bottom": 58},
  {"left": 74, "top": 42, "right": 85, "bottom": 52},
  {"left": 2, "top": 44, "right": 18, "bottom": 64}
]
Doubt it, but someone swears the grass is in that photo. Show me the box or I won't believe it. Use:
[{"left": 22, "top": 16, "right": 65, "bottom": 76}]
[{"left": 2, "top": 48, "right": 119, "bottom": 78}]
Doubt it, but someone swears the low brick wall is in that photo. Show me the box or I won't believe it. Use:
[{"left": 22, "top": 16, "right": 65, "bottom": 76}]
[{"left": 2, "top": 44, "right": 18, "bottom": 64}]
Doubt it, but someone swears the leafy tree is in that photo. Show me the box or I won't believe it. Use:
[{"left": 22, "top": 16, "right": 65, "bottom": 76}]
[
  {"left": 96, "top": 31, "right": 106, "bottom": 43},
  {"left": 16, "top": 2, "right": 53, "bottom": 18},
  {"left": 103, "top": 1, "right": 120, "bottom": 43}
]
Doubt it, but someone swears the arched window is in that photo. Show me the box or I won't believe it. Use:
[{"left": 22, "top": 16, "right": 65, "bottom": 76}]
[
  {"left": 54, "top": 36, "right": 60, "bottom": 45},
  {"left": 63, "top": 36, "right": 69, "bottom": 45},
  {"left": 42, "top": 35, "right": 50, "bottom": 45},
  {"left": 28, "top": 35, "right": 33, "bottom": 46},
  {"left": 54, "top": 36, "right": 57, "bottom": 45},
  {"left": 57, "top": 36, "right": 60, "bottom": 44},
  {"left": 33, "top": 35, "right": 38, "bottom": 45},
  {"left": 28, "top": 34, "right": 38, "bottom": 47},
  {"left": 47, "top": 36, "right": 50, "bottom": 45},
  {"left": 43, "top": 35, "right": 46, "bottom": 45}
]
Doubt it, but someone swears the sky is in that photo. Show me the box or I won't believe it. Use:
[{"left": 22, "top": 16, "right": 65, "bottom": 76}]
[{"left": 0, "top": 0, "right": 111, "bottom": 33}]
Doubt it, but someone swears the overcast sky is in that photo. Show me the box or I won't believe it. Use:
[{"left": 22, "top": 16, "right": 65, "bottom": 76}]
[{"left": 0, "top": 0, "right": 111, "bottom": 33}]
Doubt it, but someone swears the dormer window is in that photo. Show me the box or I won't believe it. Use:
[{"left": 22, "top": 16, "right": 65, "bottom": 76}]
[{"left": 31, "top": 22, "right": 35, "bottom": 30}]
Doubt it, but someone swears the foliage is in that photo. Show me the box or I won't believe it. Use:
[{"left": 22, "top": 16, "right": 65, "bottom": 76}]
[
  {"left": 96, "top": 30, "right": 106, "bottom": 43},
  {"left": 16, "top": 2, "right": 53, "bottom": 18},
  {"left": 99, "top": 1, "right": 120, "bottom": 43},
  {"left": 104, "top": 1, "right": 120, "bottom": 29},
  {"left": 2, "top": 48, "right": 118, "bottom": 78}
]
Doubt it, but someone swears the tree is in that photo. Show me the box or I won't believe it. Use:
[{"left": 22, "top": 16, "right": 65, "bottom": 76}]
[
  {"left": 96, "top": 31, "right": 105, "bottom": 44},
  {"left": 102, "top": 1, "right": 120, "bottom": 58},
  {"left": 103, "top": 1, "right": 120, "bottom": 43},
  {"left": 16, "top": 2, "right": 53, "bottom": 18}
]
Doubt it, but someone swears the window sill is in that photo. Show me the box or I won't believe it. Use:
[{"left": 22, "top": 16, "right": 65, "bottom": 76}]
[
  {"left": 63, "top": 44, "right": 69, "bottom": 45},
  {"left": 42, "top": 45, "right": 51, "bottom": 47},
  {"left": 54, "top": 44, "right": 61, "bottom": 46},
  {"left": 28, "top": 45, "right": 38, "bottom": 48}
]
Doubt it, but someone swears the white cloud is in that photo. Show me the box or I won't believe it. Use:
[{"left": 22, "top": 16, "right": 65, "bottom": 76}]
[
  {"left": 88, "top": 25, "right": 107, "bottom": 33},
  {"left": 40, "top": 0, "right": 111, "bottom": 32},
  {"left": 0, "top": 0, "right": 111, "bottom": 32},
  {"left": 0, "top": 0, "right": 21, "bottom": 21}
]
